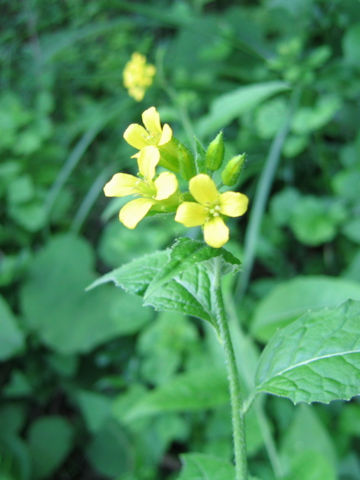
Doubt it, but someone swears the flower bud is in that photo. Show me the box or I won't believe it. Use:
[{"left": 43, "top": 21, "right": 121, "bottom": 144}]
[
  {"left": 205, "top": 131, "right": 225, "bottom": 171},
  {"left": 221, "top": 154, "right": 246, "bottom": 186}
]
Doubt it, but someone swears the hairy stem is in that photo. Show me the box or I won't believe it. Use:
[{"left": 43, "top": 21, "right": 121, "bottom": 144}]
[{"left": 213, "top": 258, "right": 248, "bottom": 480}]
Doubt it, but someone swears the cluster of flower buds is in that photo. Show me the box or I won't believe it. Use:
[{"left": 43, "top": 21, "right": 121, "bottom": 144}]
[{"left": 104, "top": 107, "right": 248, "bottom": 248}]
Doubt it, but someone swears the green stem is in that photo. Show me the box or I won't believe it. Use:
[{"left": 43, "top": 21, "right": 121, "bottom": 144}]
[{"left": 213, "top": 259, "right": 248, "bottom": 480}]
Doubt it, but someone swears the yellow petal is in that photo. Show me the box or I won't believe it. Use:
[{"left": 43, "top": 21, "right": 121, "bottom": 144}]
[
  {"left": 123, "top": 123, "right": 149, "bottom": 149},
  {"left": 137, "top": 146, "right": 160, "bottom": 180},
  {"left": 189, "top": 174, "right": 219, "bottom": 205},
  {"left": 154, "top": 172, "right": 178, "bottom": 200},
  {"left": 119, "top": 198, "right": 154, "bottom": 229},
  {"left": 219, "top": 192, "right": 249, "bottom": 217},
  {"left": 142, "top": 107, "right": 161, "bottom": 134},
  {"left": 203, "top": 217, "right": 229, "bottom": 248},
  {"left": 103, "top": 173, "right": 138, "bottom": 197},
  {"left": 175, "top": 202, "right": 207, "bottom": 227},
  {"left": 159, "top": 123, "right": 172, "bottom": 145}
]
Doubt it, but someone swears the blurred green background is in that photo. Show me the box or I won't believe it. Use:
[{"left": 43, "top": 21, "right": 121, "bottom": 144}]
[{"left": 1, "top": 0, "right": 360, "bottom": 479}]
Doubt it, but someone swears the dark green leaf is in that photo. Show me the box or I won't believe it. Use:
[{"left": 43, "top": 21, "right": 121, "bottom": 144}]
[{"left": 255, "top": 300, "right": 360, "bottom": 403}]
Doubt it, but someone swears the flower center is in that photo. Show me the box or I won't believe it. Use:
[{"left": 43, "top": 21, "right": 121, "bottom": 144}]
[{"left": 207, "top": 204, "right": 221, "bottom": 218}]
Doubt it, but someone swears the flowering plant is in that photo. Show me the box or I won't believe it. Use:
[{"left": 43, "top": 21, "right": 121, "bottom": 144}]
[{"left": 91, "top": 105, "right": 360, "bottom": 480}]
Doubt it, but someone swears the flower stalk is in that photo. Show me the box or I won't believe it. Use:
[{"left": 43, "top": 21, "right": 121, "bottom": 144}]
[{"left": 213, "top": 257, "right": 248, "bottom": 480}]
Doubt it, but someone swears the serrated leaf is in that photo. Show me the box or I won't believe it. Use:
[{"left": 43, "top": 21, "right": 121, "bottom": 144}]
[
  {"left": 90, "top": 239, "right": 240, "bottom": 330},
  {"left": 87, "top": 250, "right": 169, "bottom": 295},
  {"left": 196, "top": 81, "right": 289, "bottom": 137},
  {"left": 124, "top": 368, "right": 228, "bottom": 421},
  {"left": 177, "top": 453, "right": 235, "bottom": 480},
  {"left": 145, "top": 238, "right": 240, "bottom": 299},
  {"left": 251, "top": 276, "right": 360, "bottom": 342},
  {"left": 255, "top": 300, "right": 360, "bottom": 404}
]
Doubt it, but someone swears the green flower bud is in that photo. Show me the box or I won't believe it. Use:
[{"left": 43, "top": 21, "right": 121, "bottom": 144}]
[
  {"left": 221, "top": 154, "right": 246, "bottom": 186},
  {"left": 205, "top": 131, "right": 225, "bottom": 171}
]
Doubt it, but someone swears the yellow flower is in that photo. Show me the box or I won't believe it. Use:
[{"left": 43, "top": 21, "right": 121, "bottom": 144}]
[
  {"left": 104, "top": 146, "right": 178, "bottom": 229},
  {"left": 123, "top": 106, "right": 172, "bottom": 152},
  {"left": 123, "top": 53, "right": 156, "bottom": 101},
  {"left": 175, "top": 174, "right": 248, "bottom": 248}
]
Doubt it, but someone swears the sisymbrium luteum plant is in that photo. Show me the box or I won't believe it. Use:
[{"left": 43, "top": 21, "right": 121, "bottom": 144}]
[
  {"left": 95, "top": 105, "right": 360, "bottom": 480},
  {"left": 104, "top": 106, "right": 249, "bottom": 247}
]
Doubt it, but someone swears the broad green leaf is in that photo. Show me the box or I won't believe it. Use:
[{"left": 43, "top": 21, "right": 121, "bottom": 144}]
[
  {"left": 0, "top": 296, "right": 24, "bottom": 360},
  {"left": 343, "top": 23, "right": 360, "bottom": 65},
  {"left": 86, "top": 421, "right": 132, "bottom": 478},
  {"left": 281, "top": 406, "right": 336, "bottom": 478},
  {"left": 251, "top": 276, "right": 360, "bottom": 342},
  {"left": 75, "top": 390, "right": 112, "bottom": 433},
  {"left": 177, "top": 453, "right": 235, "bottom": 480},
  {"left": 196, "top": 81, "right": 289, "bottom": 137},
  {"left": 255, "top": 300, "right": 360, "bottom": 403},
  {"left": 21, "top": 234, "right": 151, "bottom": 354},
  {"left": 88, "top": 250, "right": 169, "bottom": 295},
  {"left": 90, "top": 239, "right": 240, "bottom": 329},
  {"left": 124, "top": 368, "right": 228, "bottom": 421},
  {"left": 284, "top": 451, "right": 336, "bottom": 480},
  {"left": 145, "top": 238, "right": 240, "bottom": 299},
  {"left": 28, "top": 416, "right": 73, "bottom": 479}
]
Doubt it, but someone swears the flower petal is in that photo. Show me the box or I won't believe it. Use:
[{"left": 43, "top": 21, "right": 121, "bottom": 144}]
[
  {"left": 119, "top": 198, "right": 154, "bottom": 229},
  {"left": 123, "top": 124, "right": 149, "bottom": 149},
  {"left": 142, "top": 107, "right": 162, "bottom": 134},
  {"left": 154, "top": 172, "right": 178, "bottom": 200},
  {"left": 203, "top": 217, "right": 229, "bottom": 248},
  {"left": 175, "top": 202, "right": 207, "bottom": 227},
  {"left": 219, "top": 192, "right": 249, "bottom": 217},
  {"left": 159, "top": 123, "right": 172, "bottom": 145},
  {"left": 137, "top": 146, "right": 160, "bottom": 180},
  {"left": 103, "top": 173, "right": 138, "bottom": 197},
  {"left": 189, "top": 174, "right": 219, "bottom": 205}
]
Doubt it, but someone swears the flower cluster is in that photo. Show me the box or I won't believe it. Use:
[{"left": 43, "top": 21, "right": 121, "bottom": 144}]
[
  {"left": 123, "top": 53, "right": 156, "bottom": 101},
  {"left": 104, "top": 107, "right": 249, "bottom": 248}
]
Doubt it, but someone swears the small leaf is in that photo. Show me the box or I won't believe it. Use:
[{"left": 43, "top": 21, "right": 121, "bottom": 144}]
[
  {"left": 125, "top": 368, "right": 228, "bottom": 421},
  {"left": 90, "top": 239, "right": 240, "bottom": 330},
  {"left": 251, "top": 276, "right": 360, "bottom": 342},
  {"left": 0, "top": 295, "right": 24, "bottom": 360},
  {"left": 177, "top": 453, "right": 235, "bottom": 480},
  {"left": 86, "top": 421, "right": 132, "bottom": 478},
  {"left": 255, "top": 300, "right": 360, "bottom": 404},
  {"left": 87, "top": 250, "right": 169, "bottom": 295},
  {"left": 196, "top": 81, "right": 289, "bottom": 137},
  {"left": 145, "top": 238, "right": 240, "bottom": 299},
  {"left": 28, "top": 416, "right": 73, "bottom": 479}
]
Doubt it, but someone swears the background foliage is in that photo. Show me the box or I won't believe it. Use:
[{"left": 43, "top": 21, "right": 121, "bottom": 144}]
[{"left": 1, "top": 0, "right": 360, "bottom": 479}]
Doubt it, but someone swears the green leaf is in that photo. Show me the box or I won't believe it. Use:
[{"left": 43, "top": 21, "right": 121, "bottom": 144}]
[
  {"left": 21, "top": 234, "right": 151, "bottom": 354},
  {"left": 124, "top": 368, "right": 228, "bottom": 421},
  {"left": 177, "top": 453, "right": 235, "bottom": 480},
  {"left": 196, "top": 81, "right": 289, "bottom": 137},
  {"left": 145, "top": 238, "right": 240, "bottom": 299},
  {"left": 90, "top": 239, "right": 240, "bottom": 330},
  {"left": 343, "top": 23, "right": 360, "bottom": 65},
  {"left": 281, "top": 406, "right": 336, "bottom": 479},
  {"left": 255, "top": 300, "right": 360, "bottom": 403},
  {"left": 75, "top": 390, "right": 112, "bottom": 433},
  {"left": 28, "top": 416, "right": 73, "bottom": 479},
  {"left": 251, "top": 276, "right": 360, "bottom": 342},
  {"left": 0, "top": 296, "right": 24, "bottom": 360},
  {"left": 87, "top": 250, "right": 169, "bottom": 295},
  {"left": 86, "top": 421, "right": 132, "bottom": 478}
]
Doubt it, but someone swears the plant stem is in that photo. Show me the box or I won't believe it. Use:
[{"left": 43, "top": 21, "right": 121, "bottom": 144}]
[{"left": 213, "top": 258, "right": 248, "bottom": 480}]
